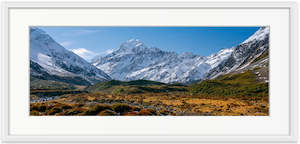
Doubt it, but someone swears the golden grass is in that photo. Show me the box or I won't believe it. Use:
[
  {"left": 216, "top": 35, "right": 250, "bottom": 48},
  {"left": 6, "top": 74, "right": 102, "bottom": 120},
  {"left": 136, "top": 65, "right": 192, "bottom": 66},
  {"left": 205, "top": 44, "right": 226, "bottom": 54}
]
[{"left": 30, "top": 91, "right": 269, "bottom": 116}]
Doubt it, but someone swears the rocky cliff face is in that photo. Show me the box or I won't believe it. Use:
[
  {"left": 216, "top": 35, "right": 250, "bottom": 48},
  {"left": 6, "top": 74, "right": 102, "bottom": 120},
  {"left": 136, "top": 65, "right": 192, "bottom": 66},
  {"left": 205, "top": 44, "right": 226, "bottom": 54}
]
[{"left": 205, "top": 27, "right": 269, "bottom": 80}]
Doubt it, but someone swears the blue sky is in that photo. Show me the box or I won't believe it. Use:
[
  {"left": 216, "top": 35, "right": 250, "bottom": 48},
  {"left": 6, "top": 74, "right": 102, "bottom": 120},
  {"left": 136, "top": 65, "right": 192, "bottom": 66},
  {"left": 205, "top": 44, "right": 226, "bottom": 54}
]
[{"left": 36, "top": 26, "right": 260, "bottom": 61}]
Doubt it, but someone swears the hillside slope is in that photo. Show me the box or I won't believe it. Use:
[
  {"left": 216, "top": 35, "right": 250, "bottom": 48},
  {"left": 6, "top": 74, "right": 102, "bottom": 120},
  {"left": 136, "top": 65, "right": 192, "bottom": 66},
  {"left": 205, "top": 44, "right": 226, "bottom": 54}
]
[
  {"left": 205, "top": 27, "right": 269, "bottom": 80},
  {"left": 30, "top": 27, "right": 111, "bottom": 86}
]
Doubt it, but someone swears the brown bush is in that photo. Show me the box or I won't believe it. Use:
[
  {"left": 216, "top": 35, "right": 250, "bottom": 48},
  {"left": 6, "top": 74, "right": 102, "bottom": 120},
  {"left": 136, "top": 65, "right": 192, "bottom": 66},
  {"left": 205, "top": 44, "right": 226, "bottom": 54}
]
[
  {"left": 138, "top": 108, "right": 157, "bottom": 116},
  {"left": 84, "top": 104, "right": 112, "bottom": 115},
  {"left": 97, "top": 110, "right": 117, "bottom": 116},
  {"left": 53, "top": 103, "right": 64, "bottom": 108},
  {"left": 62, "top": 105, "right": 73, "bottom": 110},
  {"left": 124, "top": 111, "right": 139, "bottom": 116},
  {"left": 63, "top": 107, "right": 85, "bottom": 115},
  {"left": 30, "top": 103, "right": 47, "bottom": 112},
  {"left": 30, "top": 110, "right": 39, "bottom": 116},
  {"left": 131, "top": 106, "right": 141, "bottom": 111},
  {"left": 48, "top": 107, "right": 61, "bottom": 115},
  {"left": 77, "top": 103, "right": 84, "bottom": 107},
  {"left": 30, "top": 104, "right": 39, "bottom": 111},
  {"left": 112, "top": 103, "right": 132, "bottom": 113},
  {"left": 159, "top": 109, "right": 169, "bottom": 115}
]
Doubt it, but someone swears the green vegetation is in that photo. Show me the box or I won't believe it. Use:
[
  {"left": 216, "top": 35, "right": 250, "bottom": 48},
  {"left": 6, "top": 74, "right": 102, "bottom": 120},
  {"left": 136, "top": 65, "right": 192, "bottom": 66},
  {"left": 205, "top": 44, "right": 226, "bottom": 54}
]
[
  {"left": 30, "top": 102, "right": 161, "bottom": 116},
  {"left": 30, "top": 89, "right": 84, "bottom": 97},
  {"left": 86, "top": 79, "right": 187, "bottom": 94},
  {"left": 85, "top": 80, "right": 165, "bottom": 92},
  {"left": 189, "top": 71, "right": 268, "bottom": 100},
  {"left": 252, "top": 50, "right": 269, "bottom": 64},
  {"left": 30, "top": 70, "right": 269, "bottom": 116},
  {"left": 30, "top": 77, "right": 75, "bottom": 90}
]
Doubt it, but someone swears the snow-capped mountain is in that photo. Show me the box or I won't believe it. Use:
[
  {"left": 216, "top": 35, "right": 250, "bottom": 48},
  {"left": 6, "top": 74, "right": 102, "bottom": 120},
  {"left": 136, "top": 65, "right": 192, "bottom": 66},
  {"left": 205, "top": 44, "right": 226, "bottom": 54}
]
[
  {"left": 205, "top": 27, "right": 269, "bottom": 79},
  {"left": 92, "top": 39, "right": 233, "bottom": 83},
  {"left": 30, "top": 27, "right": 111, "bottom": 85}
]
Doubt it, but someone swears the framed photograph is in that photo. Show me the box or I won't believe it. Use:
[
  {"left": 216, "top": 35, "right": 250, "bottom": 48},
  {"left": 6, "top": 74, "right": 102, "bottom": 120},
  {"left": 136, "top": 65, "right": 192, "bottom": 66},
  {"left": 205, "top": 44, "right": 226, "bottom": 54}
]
[{"left": 1, "top": 1, "right": 298, "bottom": 143}]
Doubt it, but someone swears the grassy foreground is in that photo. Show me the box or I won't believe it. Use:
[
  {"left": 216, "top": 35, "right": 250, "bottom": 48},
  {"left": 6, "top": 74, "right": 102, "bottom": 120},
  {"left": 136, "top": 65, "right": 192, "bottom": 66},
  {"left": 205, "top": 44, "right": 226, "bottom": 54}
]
[{"left": 30, "top": 70, "right": 269, "bottom": 116}]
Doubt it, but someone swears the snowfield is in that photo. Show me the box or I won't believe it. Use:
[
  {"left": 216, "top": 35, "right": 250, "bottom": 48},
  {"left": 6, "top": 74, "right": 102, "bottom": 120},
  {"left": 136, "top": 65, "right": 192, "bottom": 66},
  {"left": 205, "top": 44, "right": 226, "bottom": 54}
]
[
  {"left": 30, "top": 27, "right": 111, "bottom": 84},
  {"left": 92, "top": 38, "right": 234, "bottom": 83}
]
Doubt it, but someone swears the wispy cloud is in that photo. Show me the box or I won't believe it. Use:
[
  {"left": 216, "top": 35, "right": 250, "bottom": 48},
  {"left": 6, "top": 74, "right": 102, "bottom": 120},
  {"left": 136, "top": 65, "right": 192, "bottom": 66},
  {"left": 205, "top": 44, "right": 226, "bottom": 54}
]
[
  {"left": 61, "top": 30, "right": 106, "bottom": 37},
  {"left": 69, "top": 48, "right": 114, "bottom": 62},
  {"left": 60, "top": 41, "right": 73, "bottom": 47},
  {"left": 75, "top": 30, "right": 100, "bottom": 35},
  {"left": 69, "top": 48, "right": 97, "bottom": 62}
]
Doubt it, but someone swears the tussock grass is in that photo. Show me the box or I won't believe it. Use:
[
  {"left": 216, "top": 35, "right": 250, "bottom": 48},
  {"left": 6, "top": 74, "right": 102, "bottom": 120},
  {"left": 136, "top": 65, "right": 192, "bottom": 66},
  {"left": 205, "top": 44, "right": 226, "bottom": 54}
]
[{"left": 30, "top": 70, "right": 269, "bottom": 116}]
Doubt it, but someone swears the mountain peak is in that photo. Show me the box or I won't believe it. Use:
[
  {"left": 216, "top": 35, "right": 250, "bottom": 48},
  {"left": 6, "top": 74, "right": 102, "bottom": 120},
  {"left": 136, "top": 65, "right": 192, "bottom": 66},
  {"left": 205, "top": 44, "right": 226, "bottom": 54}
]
[
  {"left": 116, "top": 39, "right": 161, "bottom": 54},
  {"left": 92, "top": 39, "right": 234, "bottom": 83},
  {"left": 127, "top": 38, "right": 141, "bottom": 43},
  {"left": 30, "top": 27, "right": 46, "bottom": 33},
  {"left": 242, "top": 27, "right": 270, "bottom": 44},
  {"left": 121, "top": 38, "right": 145, "bottom": 48},
  {"left": 206, "top": 27, "right": 269, "bottom": 79},
  {"left": 30, "top": 27, "right": 51, "bottom": 41}
]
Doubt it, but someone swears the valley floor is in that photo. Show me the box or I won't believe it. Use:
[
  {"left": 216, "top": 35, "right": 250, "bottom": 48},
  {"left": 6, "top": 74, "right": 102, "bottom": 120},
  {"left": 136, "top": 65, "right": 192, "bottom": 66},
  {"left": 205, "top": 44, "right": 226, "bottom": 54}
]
[
  {"left": 30, "top": 70, "right": 269, "bottom": 116},
  {"left": 30, "top": 91, "right": 269, "bottom": 116}
]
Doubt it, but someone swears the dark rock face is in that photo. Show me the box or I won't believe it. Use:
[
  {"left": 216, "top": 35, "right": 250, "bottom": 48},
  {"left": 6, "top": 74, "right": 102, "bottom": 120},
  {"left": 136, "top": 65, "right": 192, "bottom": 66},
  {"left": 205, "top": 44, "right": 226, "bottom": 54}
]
[{"left": 205, "top": 27, "right": 269, "bottom": 79}]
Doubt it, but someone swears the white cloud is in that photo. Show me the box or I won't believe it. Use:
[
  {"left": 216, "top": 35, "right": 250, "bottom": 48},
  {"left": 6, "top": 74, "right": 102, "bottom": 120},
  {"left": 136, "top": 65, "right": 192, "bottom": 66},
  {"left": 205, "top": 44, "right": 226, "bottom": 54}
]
[
  {"left": 69, "top": 48, "right": 114, "bottom": 62},
  {"left": 69, "top": 48, "right": 97, "bottom": 62},
  {"left": 60, "top": 41, "right": 73, "bottom": 47}
]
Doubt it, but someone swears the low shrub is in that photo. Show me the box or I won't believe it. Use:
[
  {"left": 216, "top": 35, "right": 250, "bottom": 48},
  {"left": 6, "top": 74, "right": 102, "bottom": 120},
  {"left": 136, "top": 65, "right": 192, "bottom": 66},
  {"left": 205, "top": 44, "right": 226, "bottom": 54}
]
[
  {"left": 30, "top": 110, "right": 39, "bottom": 116},
  {"left": 64, "top": 107, "right": 84, "bottom": 115},
  {"left": 159, "top": 109, "right": 169, "bottom": 115},
  {"left": 30, "top": 103, "right": 47, "bottom": 112},
  {"left": 30, "top": 104, "right": 39, "bottom": 111},
  {"left": 97, "top": 110, "right": 117, "bottom": 116},
  {"left": 84, "top": 104, "right": 112, "bottom": 115},
  {"left": 124, "top": 111, "right": 139, "bottom": 116},
  {"left": 131, "top": 106, "right": 141, "bottom": 112},
  {"left": 62, "top": 105, "right": 73, "bottom": 110},
  {"left": 39, "top": 105, "right": 47, "bottom": 112},
  {"left": 112, "top": 103, "right": 132, "bottom": 113},
  {"left": 48, "top": 107, "right": 61, "bottom": 115},
  {"left": 138, "top": 109, "right": 157, "bottom": 116}
]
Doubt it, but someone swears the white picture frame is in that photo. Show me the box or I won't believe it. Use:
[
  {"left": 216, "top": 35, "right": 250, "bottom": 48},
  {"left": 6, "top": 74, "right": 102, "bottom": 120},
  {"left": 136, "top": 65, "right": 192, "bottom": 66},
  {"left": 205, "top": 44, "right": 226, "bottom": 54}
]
[{"left": 0, "top": 1, "right": 298, "bottom": 143}]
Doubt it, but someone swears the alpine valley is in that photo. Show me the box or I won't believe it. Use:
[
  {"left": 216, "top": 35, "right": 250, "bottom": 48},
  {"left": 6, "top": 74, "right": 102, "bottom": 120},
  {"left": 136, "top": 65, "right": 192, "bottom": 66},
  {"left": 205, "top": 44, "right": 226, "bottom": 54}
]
[{"left": 30, "top": 27, "right": 269, "bottom": 116}]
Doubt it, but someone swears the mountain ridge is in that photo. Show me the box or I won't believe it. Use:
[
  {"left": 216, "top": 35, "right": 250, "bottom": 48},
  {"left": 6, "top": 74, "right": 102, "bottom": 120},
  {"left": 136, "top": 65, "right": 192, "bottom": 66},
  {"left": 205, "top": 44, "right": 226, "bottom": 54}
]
[
  {"left": 30, "top": 27, "right": 269, "bottom": 86},
  {"left": 92, "top": 39, "right": 234, "bottom": 83},
  {"left": 205, "top": 27, "right": 269, "bottom": 80},
  {"left": 30, "top": 27, "right": 111, "bottom": 86}
]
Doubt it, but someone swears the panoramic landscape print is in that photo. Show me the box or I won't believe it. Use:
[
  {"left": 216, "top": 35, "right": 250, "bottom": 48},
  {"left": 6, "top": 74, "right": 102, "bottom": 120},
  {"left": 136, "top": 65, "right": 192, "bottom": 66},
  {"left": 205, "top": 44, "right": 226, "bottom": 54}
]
[{"left": 30, "top": 26, "right": 269, "bottom": 116}]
